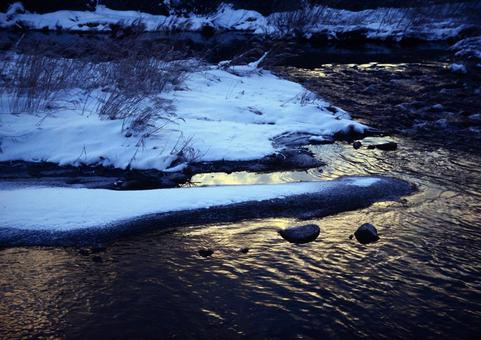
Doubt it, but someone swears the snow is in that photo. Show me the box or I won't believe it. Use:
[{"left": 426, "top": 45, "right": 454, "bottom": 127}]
[
  {"left": 0, "top": 64, "right": 366, "bottom": 170},
  {"left": 5, "top": 2, "right": 24, "bottom": 20},
  {"left": 0, "top": 3, "right": 474, "bottom": 42},
  {"left": 449, "top": 63, "right": 467, "bottom": 74},
  {"left": 451, "top": 36, "right": 481, "bottom": 61},
  {"left": 210, "top": 4, "right": 267, "bottom": 32},
  {"left": 0, "top": 4, "right": 265, "bottom": 33},
  {"left": 0, "top": 5, "right": 177, "bottom": 32},
  {"left": 308, "top": 135, "right": 333, "bottom": 144},
  {"left": 0, "top": 177, "right": 380, "bottom": 231},
  {"left": 347, "top": 177, "right": 379, "bottom": 187},
  {"left": 265, "top": 5, "right": 469, "bottom": 41},
  {"left": 469, "top": 114, "right": 481, "bottom": 122}
]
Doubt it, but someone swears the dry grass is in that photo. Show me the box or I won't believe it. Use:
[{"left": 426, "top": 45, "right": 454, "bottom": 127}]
[
  {"left": 0, "top": 49, "right": 199, "bottom": 164},
  {"left": 2, "top": 54, "right": 85, "bottom": 113},
  {"left": 109, "top": 18, "right": 146, "bottom": 38},
  {"left": 0, "top": 48, "right": 190, "bottom": 113},
  {"left": 0, "top": 46, "right": 197, "bottom": 166},
  {"left": 112, "top": 56, "right": 187, "bottom": 96},
  {"left": 96, "top": 92, "right": 175, "bottom": 133},
  {"left": 268, "top": 2, "right": 328, "bottom": 36},
  {"left": 267, "top": 1, "right": 481, "bottom": 37}
]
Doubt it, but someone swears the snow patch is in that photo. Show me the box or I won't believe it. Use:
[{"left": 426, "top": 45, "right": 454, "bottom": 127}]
[
  {"left": 0, "top": 177, "right": 380, "bottom": 231},
  {"left": 449, "top": 63, "right": 467, "bottom": 74},
  {"left": 6, "top": 2, "right": 24, "bottom": 20},
  {"left": 344, "top": 177, "right": 380, "bottom": 187},
  {"left": 451, "top": 36, "right": 481, "bottom": 61}
]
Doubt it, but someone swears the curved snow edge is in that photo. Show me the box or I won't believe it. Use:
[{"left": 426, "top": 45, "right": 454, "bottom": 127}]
[{"left": 0, "top": 176, "right": 414, "bottom": 246}]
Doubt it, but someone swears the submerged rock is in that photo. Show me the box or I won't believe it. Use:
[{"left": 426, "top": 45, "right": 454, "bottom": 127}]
[
  {"left": 363, "top": 84, "right": 380, "bottom": 95},
  {"left": 279, "top": 224, "right": 320, "bottom": 244},
  {"left": 239, "top": 247, "right": 249, "bottom": 254},
  {"left": 78, "top": 248, "right": 90, "bottom": 256},
  {"left": 201, "top": 24, "right": 216, "bottom": 38},
  {"left": 468, "top": 113, "right": 481, "bottom": 124},
  {"left": 429, "top": 104, "right": 444, "bottom": 112},
  {"left": 91, "top": 245, "right": 107, "bottom": 253},
  {"left": 198, "top": 248, "right": 214, "bottom": 257},
  {"left": 354, "top": 223, "right": 380, "bottom": 244},
  {"left": 368, "top": 141, "right": 398, "bottom": 151}
]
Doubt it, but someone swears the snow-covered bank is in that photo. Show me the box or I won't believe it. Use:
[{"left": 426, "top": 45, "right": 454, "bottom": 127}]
[
  {"left": 0, "top": 177, "right": 379, "bottom": 231},
  {"left": 1, "top": 3, "right": 478, "bottom": 42},
  {"left": 0, "top": 175, "right": 413, "bottom": 246},
  {"left": 0, "top": 4, "right": 266, "bottom": 33},
  {"left": 0, "top": 63, "right": 366, "bottom": 171},
  {"left": 451, "top": 36, "right": 481, "bottom": 62}
]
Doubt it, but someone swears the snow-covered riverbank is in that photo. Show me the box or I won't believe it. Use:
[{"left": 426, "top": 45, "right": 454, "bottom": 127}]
[
  {"left": 0, "top": 177, "right": 381, "bottom": 231},
  {"left": 0, "top": 175, "right": 413, "bottom": 246},
  {"left": 1, "top": 2, "right": 479, "bottom": 42},
  {"left": 0, "top": 59, "right": 366, "bottom": 171}
]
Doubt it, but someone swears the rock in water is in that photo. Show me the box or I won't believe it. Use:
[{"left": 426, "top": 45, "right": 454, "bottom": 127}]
[
  {"left": 279, "top": 224, "right": 320, "bottom": 244},
  {"left": 198, "top": 248, "right": 214, "bottom": 257},
  {"left": 368, "top": 142, "right": 398, "bottom": 151},
  {"left": 78, "top": 248, "right": 90, "bottom": 256},
  {"left": 201, "top": 24, "right": 216, "bottom": 38},
  {"left": 239, "top": 247, "right": 249, "bottom": 254},
  {"left": 376, "top": 142, "right": 397, "bottom": 151},
  {"left": 354, "top": 223, "right": 380, "bottom": 244},
  {"left": 353, "top": 141, "right": 362, "bottom": 149}
]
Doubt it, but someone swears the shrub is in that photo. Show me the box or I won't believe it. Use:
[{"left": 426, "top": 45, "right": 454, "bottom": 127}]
[
  {"left": 267, "top": 1, "right": 328, "bottom": 36},
  {"left": 2, "top": 54, "right": 82, "bottom": 113},
  {"left": 111, "top": 57, "right": 187, "bottom": 96}
]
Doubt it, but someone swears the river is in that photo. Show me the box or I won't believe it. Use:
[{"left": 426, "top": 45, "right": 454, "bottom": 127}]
[{"left": 1, "top": 34, "right": 480, "bottom": 339}]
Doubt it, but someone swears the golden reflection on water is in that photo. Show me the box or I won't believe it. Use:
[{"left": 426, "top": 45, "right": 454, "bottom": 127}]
[
  {"left": 184, "top": 218, "right": 294, "bottom": 242},
  {"left": 294, "top": 63, "right": 409, "bottom": 80},
  {"left": 0, "top": 248, "right": 69, "bottom": 336},
  {"left": 187, "top": 169, "right": 322, "bottom": 186},
  {"left": 308, "top": 69, "right": 328, "bottom": 77},
  {"left": 0, "top": 247, "right": 119, "bottom": 338},
  {"left": 186, "top": 138, "right": 398, "bottom": 187},
  {"left": 356, "top": 62, "right": 407, "bottom": 71}
]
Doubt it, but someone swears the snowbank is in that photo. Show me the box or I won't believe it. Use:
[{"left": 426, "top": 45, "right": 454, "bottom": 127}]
[
  {"left": 0, "top": 3, "right": 475, "bottom": 41},
  {"left": 266, "top": 5, "right": 471, "bottom": 41},
  {"left": 0, "top": 4, "right": 265, "bottom": 33},
  {"left": 0, "top": 65, "right": 366, "bottom": 171},
  {"left": 449, "top": 63, "right": 467, "bottom": 74},
  {"left": 451, "top": 36, "right": 481, "bottom": 61},
  {"left": 0, "top": 176, "right": 381, "bottom": 231}
]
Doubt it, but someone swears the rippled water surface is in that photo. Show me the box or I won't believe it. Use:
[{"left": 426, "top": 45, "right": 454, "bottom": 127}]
[{"left": 1, "top": 59, "right": 481, "bottom": 338}]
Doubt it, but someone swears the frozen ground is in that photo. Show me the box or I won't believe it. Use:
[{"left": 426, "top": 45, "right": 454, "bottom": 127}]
[
  {"left": 1, "top": 2, "right": 478, "bottom": 42},
  {"left": 0, "top": 60, "right": 366, "bottom": 171}
]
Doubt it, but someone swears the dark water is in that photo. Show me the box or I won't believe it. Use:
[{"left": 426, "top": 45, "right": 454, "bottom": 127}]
[
  {"left": 1, "top": 41, "right": 481, "bottom": 339},
  {"left": 0, "top": 30, "right": 452, "bottom": 64}
]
